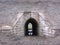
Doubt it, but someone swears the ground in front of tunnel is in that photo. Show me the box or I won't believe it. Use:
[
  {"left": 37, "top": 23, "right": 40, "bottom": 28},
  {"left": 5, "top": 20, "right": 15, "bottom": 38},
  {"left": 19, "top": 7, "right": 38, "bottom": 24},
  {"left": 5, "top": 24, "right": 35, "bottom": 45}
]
[{"left": 0, "top": 31, "right": 60, "bottom": 45}]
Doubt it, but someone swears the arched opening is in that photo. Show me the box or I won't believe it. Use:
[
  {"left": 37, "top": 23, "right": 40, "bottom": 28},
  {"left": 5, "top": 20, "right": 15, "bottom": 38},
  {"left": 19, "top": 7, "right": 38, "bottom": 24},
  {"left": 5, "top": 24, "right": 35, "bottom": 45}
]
[{"left": 25, "top": 18, "right": 38, "bottom": 36}]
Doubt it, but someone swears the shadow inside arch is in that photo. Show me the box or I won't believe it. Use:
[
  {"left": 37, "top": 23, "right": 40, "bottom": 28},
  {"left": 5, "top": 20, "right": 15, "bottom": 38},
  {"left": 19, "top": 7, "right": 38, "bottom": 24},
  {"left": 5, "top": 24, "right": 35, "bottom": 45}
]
[{"left": 24, "top": 18, "right": 38, "bottom": 36}]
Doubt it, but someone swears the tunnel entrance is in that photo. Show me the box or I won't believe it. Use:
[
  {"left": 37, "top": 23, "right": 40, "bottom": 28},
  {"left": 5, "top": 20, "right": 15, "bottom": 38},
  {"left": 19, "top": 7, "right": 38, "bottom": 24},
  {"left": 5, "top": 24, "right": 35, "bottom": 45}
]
[{"left": 25, "top": 18, "right": 38, "bottom": 36}]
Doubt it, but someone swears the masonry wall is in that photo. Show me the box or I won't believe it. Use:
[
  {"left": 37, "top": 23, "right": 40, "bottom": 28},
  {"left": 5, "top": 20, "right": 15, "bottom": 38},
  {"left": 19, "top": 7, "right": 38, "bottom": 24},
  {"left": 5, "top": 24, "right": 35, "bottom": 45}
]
[
  {"left": 0, "top": 0, "right": 60, "bottom": 38},
  {"left": 13, "top": 12, "right": 40, "bottom": 36},
  {"left": 12, "top": 12, "right": 56, "bottom": 37}
]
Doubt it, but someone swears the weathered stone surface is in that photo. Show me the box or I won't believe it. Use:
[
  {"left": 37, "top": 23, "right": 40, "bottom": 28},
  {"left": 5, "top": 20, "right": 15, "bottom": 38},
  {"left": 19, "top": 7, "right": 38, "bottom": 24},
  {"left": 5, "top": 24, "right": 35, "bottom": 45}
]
[{"left": 0, "top": 0, "right": 60, "bottom": 45}]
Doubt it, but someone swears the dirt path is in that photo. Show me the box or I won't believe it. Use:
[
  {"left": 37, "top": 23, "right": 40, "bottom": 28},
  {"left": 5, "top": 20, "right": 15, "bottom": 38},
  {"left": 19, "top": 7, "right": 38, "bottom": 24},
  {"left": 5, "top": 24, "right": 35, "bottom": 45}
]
[{"left": 0, "top": 31, "right": 60, "bottom": 45}]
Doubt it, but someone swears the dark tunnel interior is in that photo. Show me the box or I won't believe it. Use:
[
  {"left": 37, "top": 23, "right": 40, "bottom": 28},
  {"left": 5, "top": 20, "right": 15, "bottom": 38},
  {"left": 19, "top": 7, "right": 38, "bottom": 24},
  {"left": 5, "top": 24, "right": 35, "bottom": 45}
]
[{"left": 25, "top": 18, "right": 38, "bottom": 36}]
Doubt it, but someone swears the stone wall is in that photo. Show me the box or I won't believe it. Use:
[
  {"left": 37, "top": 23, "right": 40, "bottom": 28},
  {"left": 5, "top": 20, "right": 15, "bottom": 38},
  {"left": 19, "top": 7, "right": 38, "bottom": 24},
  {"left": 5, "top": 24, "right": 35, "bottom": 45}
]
[
  {"left": 12, "top": 12, "right": 56, "bottom": 37},
  {"left": 13, "top": 12, "right": 40, "bottom": 36},
  {"left": 0, "top": 0, "right": 60, "bottom": 37}
]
